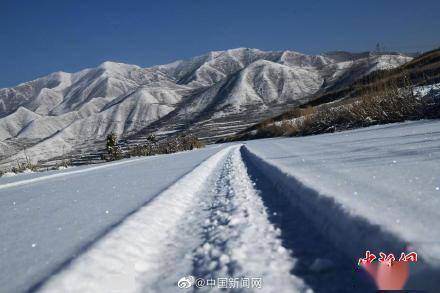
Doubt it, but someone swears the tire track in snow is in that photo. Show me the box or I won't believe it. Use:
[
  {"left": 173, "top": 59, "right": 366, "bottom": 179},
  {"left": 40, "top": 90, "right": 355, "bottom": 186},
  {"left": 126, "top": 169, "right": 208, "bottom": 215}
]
[
  {"left": 241, "top": 147, "right": 376, "bottom": 292},
  {"left": 38, "top": 146, "right": 309, "bottom": 293},
  {"left": 38, "top": 146, "right": 233, "bottom": 293},
  {"left": 241, "top": 142, "right": 440, "bottom": 292},
  {"left": 192, "top": 147, "right": 308, "bottom": 292}
]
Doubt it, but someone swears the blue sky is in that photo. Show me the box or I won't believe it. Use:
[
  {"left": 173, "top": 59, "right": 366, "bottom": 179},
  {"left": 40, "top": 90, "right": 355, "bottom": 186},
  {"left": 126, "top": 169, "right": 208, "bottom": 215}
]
[{"left": 1, "top": 0, "right": 439, "bottom": 87}]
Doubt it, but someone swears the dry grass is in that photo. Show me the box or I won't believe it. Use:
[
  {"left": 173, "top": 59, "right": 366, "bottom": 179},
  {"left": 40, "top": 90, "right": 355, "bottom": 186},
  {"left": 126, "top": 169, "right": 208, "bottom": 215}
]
[
  {"left": 232, "top": 74, "right": 432, "bottom": 141},
  {"left": 127, "top": 134, "right": 204, "bottom": 157},
  {"left": 9, "top": 149, "right": 39, "bottom": 173}
]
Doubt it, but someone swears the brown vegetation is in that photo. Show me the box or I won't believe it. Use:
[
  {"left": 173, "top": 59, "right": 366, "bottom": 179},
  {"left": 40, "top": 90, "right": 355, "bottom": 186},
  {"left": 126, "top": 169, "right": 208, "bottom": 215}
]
[
  {"left": 224, "top": 49, "right": 440, "bottom": 142},
  {"left": 128, "top": 134, "right": 204, "bottom": 158},
  {"left": 228, "top": 73, "right": 438, "bottom": 141}
]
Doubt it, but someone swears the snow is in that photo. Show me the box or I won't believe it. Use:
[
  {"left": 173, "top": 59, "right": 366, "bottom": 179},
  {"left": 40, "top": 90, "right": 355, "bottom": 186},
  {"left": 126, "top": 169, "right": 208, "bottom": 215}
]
[
  {"left": 0, "top": 107, "right": 41, "bottom": 140},
  {"left": 0, "top": 145, "right": 228, "bottom": 293},
  {"left": 39, "top": 146, "right": 307, "bottom": 293},
  {"left": 370, "top": 55, "right": 412, "bottom": 72},
  {"left": 0, "top": 48, "right": 411, "bottom": 165},
  {"left": 2, "top": 119, "right": 439, "bottom": 292},
  {"left": 1, "top": 171, "right": 16, "bottom": 177},
  {"left": 414, "top": 82, "right": 440, "bottom": 97},
  {"left": 243, "top": 120, "right": 440, "bottom": 290},
  {"left": 190, "top": 147, "right": 307, "bottom": 292},
  {"left": 154, "top": 130, "right": 178, "bottom": 135},
  {"left": 39, "top": 146, "right": 234, "bottom": 293}
]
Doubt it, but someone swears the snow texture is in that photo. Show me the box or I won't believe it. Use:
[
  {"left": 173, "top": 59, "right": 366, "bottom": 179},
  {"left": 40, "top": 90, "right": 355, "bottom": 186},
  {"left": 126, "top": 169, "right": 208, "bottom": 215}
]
[
  {"left": 39, "top": 147, "right": 308, "bottom": 293},
  {"left": 0, "top": 49, "right": 411, "bottom": 164},
  {"left": 0, "top": 145, "right": 228, "bottom": 293},
  {"left": 243, "top": 120, "right": 440, "bottom": 291},
  {"left": 1, "top": 120, "right": 439, "bottom": 292}
]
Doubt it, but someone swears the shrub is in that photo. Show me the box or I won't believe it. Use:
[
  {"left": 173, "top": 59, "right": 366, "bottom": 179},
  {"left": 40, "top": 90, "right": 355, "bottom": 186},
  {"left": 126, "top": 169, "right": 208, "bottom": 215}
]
[
  {"left": 104, "top": 132, "right": 123, "bottom": 161},
  {"left": 9, "top": 148, "right": 39, "bottom": 173},
  {"left": 127, "top": 134, "right": 204, "bottom": 158},
  {"left": 11, "top": 161, "right": 38, "bottom": 173},
  {"left": 147, "top": 134, "right": 158, "bottom": 143},
  {"left": 292, "top": 78, "right": 423, "bottom": 136},
  {"left": 241, "top": 75, "right": 429, "bottom": 140}
]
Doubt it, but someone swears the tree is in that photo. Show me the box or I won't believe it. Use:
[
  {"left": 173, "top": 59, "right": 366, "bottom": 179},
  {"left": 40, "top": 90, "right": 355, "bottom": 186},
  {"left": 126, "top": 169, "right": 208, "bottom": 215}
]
[
  {"left": 106, "top": 132, "right": 122, "bottom": 161},
  {"left": 147, "top": 134, "right": 158, "bottom": 143}
]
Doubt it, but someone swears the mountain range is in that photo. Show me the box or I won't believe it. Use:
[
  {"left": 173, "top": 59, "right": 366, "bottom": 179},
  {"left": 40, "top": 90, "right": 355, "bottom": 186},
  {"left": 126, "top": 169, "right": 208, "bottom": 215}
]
[{"left": 0, "top": 48, "right": 412, "bottom": 166}]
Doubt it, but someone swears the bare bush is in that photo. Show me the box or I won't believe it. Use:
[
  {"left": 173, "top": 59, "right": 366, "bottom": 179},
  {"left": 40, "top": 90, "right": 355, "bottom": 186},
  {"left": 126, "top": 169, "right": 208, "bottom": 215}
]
[
  {"left": 104, "top": 133, "right": 123, "bottom": 161},
  {"left": 293, "top": 77, "right": 422, "bottom": 136},
  {"left": 9, "top": 148, "right": 39, "bottom": 174},
  {"left": 127, "top": 134, "right": 204, "bottom": 158},
  {"left": 247, "top": 74, "right": 428, "bottom": 139},
  {"left": 11, "top": 161, "right": 38, "bottom": 174}
]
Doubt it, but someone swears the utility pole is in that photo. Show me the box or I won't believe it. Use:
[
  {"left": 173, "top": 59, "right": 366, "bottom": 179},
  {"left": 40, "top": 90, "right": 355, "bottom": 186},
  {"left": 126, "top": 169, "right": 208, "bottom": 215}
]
[{"left": 376, "top": 42, "right": 381, "bottom": 53}]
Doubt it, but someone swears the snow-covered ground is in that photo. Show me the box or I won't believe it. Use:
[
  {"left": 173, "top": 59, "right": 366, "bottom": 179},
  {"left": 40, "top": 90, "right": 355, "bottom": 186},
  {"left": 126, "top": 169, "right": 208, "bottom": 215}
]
[
  {"left": 414, "top": 82, "right": 440, "bottom": 97},
  {"left": 243, "top": 120, "right": 440, "bottom": 291},
  {"left": 0, "top": 145, "right": 228, "bottom": 293},
  {"left": 1, "top": 120, "right": 440, "bottom": 292}
]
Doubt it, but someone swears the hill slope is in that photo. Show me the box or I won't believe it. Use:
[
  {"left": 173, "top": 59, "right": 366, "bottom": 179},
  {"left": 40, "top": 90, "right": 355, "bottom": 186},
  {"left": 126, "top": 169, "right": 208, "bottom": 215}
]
[
  {"left": 225, "top": 48, "right": 440, "bottom": 142},
  {"left": 0, "top": 48, "right": 412, "bottom": 165}
]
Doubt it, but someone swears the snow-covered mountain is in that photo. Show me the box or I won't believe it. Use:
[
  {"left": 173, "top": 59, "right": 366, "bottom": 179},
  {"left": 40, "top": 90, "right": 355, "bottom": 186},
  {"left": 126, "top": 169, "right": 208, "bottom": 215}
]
[{"left": 0, "top": 48, "right": 412, "bottom": 165}]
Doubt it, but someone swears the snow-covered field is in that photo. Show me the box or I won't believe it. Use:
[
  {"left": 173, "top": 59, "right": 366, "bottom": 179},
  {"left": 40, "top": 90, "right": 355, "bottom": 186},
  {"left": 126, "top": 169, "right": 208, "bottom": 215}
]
[{"left": 1, "top": 120, "right": 440, "bottom": 292}]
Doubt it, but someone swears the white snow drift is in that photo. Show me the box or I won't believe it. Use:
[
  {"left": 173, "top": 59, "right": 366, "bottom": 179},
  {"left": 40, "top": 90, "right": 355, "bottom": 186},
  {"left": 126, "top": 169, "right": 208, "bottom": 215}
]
[{"left": 1, "top": 120, "right": 439, "bottom": 292}]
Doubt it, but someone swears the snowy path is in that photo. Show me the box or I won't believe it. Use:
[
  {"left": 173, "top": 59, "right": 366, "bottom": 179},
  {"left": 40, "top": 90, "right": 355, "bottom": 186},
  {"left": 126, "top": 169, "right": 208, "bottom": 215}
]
[
  {"left": 243, "top": 120, "right": 440, "bottom": 291},
  {"left": 0, "top": 145, "right": 229, "bottom": 293},
  {"left": 39, "top": 146, "right": 309, "bottom": 293},
  {"left": 190, "top": 147, "right": 307, "bottom": 293}
]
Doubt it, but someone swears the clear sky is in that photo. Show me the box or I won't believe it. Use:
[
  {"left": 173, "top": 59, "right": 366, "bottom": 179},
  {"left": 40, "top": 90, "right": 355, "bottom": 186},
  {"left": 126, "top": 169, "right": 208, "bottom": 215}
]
[{"left": 1, "top": 0, "right": 439, "bottom": 87}]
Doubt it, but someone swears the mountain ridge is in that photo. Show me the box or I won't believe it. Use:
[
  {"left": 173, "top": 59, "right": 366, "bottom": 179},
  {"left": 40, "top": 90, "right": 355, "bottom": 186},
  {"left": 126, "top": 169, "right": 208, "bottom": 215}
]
[{"left": 0, "top": 48, "right": 413, "bottom": 166}]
